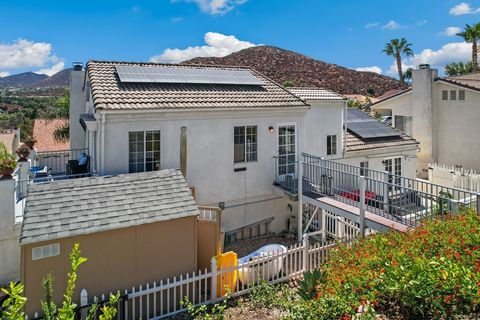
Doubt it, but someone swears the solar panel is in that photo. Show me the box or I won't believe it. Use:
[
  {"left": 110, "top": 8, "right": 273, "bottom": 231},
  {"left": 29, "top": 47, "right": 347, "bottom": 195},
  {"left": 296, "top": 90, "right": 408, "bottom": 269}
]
[
  {"left": 115, "top": 65, "right": 264, "bottom": 85},
  {"left": 346, "top": 109, "right": 400, "bottom": 139}
]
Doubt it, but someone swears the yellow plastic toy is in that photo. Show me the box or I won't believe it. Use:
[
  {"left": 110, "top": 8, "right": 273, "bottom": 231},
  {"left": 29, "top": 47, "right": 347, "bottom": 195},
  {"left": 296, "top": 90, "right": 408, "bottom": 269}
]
[{"left": 215, "top": 251, "right": 238, "bottom": 297}]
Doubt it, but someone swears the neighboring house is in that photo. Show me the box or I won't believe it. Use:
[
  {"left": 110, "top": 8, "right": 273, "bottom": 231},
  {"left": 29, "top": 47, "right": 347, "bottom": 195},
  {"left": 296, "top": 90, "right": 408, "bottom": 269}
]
[
  {"left": 371, "top": 65, "right": 480, "bottom": 177},
  {"left": 20, "top": 169, "right": 214, "bottom": 315},
  {"left": 0, "top": 129, "right": 20, "bottom": 153},
  {"left": 289, "top": 87, "right": 418, "bottom": 178},
  {"left": 32, "top": 118, "right": 69, "bottom": 152}
]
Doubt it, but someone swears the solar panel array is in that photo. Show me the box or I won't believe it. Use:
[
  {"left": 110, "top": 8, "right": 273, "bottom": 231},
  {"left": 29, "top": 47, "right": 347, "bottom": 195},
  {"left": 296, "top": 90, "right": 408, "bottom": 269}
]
[
  {"left": 115, "top": 65, "right": 264, "bottom": 85},
  {"left": 346, "top": 109, "right": 400, "bottom": 139}
]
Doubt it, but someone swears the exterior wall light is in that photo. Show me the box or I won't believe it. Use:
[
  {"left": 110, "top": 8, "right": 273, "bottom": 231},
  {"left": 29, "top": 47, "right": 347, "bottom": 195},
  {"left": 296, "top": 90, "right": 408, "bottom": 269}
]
[{"left": 268, "top": 126, "right": 274, "bottom": 133}]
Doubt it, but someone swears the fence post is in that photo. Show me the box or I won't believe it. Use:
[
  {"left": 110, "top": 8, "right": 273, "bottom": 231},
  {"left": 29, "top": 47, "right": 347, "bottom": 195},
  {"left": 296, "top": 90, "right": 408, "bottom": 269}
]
[
  {"left": 476, "top": 193, "right": 480, "bottom": 216},
  {"left": 383, "top": 171, "right": 390, "bottom": 214},
  {"left": 359, "top": 176, "right": 366, "bottom": 237},
  {"left": 80, "top": 288, "right": 88, "bottom": 306},
  {"left": 302, "top": 233, "right": 309, "bottom": 272},
  {"left": 321, "top": 209, "right": 326, "bottom": 241},
  {"left": 297, "top": 160, "right": 303, "bottom": 242},
  {"left": 210, "top": 257, "right": 217, "bottom": 303}
]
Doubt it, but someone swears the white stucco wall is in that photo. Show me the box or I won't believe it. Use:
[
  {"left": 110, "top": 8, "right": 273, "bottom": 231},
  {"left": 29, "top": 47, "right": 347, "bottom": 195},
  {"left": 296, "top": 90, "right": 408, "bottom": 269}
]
[
  {"left": 0, "top": 179, "right": 21, "bottom": 286},
  {"left": 302, "top": 100, "right": 345, "bottom": 158},
  {"left": 433, "top": 82, "right": 480, "bottom": 171},
  {"left": 96, "top": 108, "right": 307, "bottom": 233}
]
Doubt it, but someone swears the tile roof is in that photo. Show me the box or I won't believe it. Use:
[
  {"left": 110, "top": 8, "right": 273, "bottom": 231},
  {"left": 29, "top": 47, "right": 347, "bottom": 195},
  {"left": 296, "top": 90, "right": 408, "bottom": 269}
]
[
  {"left": 20, "top": 169, "right": 199, "bottom": 245},
  {"left": 33, "top": 118, "right": 69, "bottom": 152},
  {"left": 345, "top": 131, "right": 418, "bottom": 152},
  {"left": 288, "top": 87, "right": 345, "bottom": 101},
  {"left": 87, "top": 61, "right": 309, "bottom": 111},
  {"left": 441, "top": 72, "right": 480, "bottom": 91},
  {"left": 345, "top": 111, "right": 418, "bottom": 152},
  {"left": 370, "top": 88, "right": 412, "bottom": 106}
]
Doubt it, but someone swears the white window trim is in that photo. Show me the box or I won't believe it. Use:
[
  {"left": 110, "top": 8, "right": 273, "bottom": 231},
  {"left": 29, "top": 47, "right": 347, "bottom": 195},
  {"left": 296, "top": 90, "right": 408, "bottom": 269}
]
[
  {"left": 234, "top": 125, "right": 258, "bottom": 164},
  {"left": 32, "top": 243, "right": 60, "bottom": 261},
  {"left": 129, "top": 130, "right": 161, "bottom": 173},
  {"left": 327, "top": 135, "right": 337, "bottom": 156}
]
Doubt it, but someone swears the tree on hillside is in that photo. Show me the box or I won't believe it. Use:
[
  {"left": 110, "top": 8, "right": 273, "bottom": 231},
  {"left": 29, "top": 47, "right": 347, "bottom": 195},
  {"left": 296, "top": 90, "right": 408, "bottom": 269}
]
[
  {"left": 456, "top": 24, "right": 480, "bottom": 71},
  {"left": 382, "top": 38, "right": 414, "bottom": 85},
  {"left": 445, "top": 61, "right": 474, "bottom": 76}
]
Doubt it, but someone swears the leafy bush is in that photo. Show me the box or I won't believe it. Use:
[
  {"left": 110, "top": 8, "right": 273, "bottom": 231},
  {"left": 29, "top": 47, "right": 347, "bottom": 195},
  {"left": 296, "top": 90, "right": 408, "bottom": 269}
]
[
  {"left": 288, "top": 209, "right": 480, "bottom": 319},
  {"left": 297, "top": 269, "right": 325, "bottom": 301}
]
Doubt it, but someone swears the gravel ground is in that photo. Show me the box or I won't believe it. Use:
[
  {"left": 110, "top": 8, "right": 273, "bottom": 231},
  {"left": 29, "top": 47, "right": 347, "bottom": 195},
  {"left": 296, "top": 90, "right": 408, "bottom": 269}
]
[{"left": 224, "top": 234, "right": 298, "bottom": 257}]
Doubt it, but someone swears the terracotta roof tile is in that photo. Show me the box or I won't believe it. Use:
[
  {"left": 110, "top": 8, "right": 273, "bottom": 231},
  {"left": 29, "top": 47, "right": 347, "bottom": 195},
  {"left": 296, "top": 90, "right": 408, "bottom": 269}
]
[
  {"left": 33, "top": 118, "right": 69, "bottom": 152},
  {"left": 86, "top": 61, "right": 309, "bottom": 111},
  {"left": 288, "top": 87, "right": 345, "bottom": 101},
  {"left": 345, "top": 131, "right": 418, "bottom": 152}
]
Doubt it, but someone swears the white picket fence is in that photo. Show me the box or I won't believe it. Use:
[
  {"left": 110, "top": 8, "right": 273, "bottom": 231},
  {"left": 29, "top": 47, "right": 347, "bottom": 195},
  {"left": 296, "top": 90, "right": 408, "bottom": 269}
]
[
  {"left": 123, "top": 238, "right": 336, "bottom": 319},
  {"left": 429, "top": 163, "right": 480, "bottom": 193}
]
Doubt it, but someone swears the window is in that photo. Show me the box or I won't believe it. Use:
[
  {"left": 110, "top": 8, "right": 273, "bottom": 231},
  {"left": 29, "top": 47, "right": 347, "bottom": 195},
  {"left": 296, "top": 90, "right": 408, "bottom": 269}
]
[
  {"left": 327, "top": 135, "right": 337, "bottom": 156},
  {"left": 129, "top": 131, "right": 160, "bottom": 173},
  {"left": 450, "top": 90, "right": 457, "bottom": 100},
  {"left": 459, "top": 90, "right": 465, "bottom": 100},
  {"left": 442, "top": 90, "right": 448, "bottom": 100},
  {"left": 385, "top": 157, "right": 402, "bottom": 190},
  {"left": 234, "top": 125, "right": 257, "bottom": 163},
  {"left": 32, "top": 243, "right": 60, "bottom": 260},
  {"left": 394, "top": 115, "right": 413, "bottom": 135},
  {"left": 360, "top": 161, "right": 369, "bottom": 176}
]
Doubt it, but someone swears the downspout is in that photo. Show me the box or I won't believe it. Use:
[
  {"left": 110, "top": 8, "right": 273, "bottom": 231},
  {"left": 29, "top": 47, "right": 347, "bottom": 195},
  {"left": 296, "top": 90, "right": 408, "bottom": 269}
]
[
  {"left": 343, "top": 100, "right": 347, "bottom": 158},
  {"left": 101, "top": 113, "right": 106, "bottom": 175}
]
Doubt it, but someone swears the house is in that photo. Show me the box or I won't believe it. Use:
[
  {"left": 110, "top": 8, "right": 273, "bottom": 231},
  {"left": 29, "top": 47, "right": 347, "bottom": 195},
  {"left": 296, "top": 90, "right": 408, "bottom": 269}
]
[
  {"left": 32, "top": 118, "right": 69, "bottom": 152},
  {"left": 68, "top": 62, "right": 419, "bottom": 237},
  {"left": 20, "top": 169, "right": 217, "bottom": 315},
  {"left": 371, "top": 65, "right": 480, "bottom": 177},
  {"left": 288, "top": 87, "right": 418, "bottom": 178},
  {"left": 0, "top": 128, "right": 20, "bottom": 153}
]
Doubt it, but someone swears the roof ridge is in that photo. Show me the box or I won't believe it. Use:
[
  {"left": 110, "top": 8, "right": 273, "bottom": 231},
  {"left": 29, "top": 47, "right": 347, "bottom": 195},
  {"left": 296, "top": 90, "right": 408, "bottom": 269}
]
[{"left": 87, "top": 59, "right": 253, "bottom": 70}]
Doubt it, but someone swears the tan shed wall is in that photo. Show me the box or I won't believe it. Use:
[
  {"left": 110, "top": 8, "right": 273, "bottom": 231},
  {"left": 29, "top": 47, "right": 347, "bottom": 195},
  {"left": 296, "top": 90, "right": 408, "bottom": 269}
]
[
  {"left": 22, "top": 216, "right": 198, "bottom": 316},
  {"left": 197, "top": 219, "right": 219, "bottom": 270}
]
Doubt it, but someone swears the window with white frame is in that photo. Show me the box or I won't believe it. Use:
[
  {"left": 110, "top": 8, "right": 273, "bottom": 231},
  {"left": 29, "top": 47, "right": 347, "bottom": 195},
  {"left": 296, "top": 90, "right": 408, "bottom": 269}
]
[
  {"left": 129, "top": 131, "right": 160, "bottom": 173},
  {"left": 234, "top": 125, "right": 257, "bottom": 163},
  {"left": 32, "top": 243, "right": 60, "bottom": 260},
  {"left": 385, "top": 157, "right": 402, "bottom": 190},
  {"left": 459, "top": 90, "right": 465, "bottom": 100},
  {"left": 450, "top": 90, "right": 457, "bottom": 100},
  {"left": 442, "top": 90, "right": 448, "bottom": 100},
  {"left": 394, "top": 115, "right": 413, "bottom": 135},
  {"left": 360, "top": 161, "right": 369, "bottom": 176},
  {"left": 327, "top": 135, "right": 337, "bottom": 156}
]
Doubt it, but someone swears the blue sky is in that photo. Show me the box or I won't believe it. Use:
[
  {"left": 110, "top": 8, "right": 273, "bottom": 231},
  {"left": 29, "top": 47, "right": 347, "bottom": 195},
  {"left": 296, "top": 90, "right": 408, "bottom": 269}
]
[{"left": 0, "top": 0, "right": 479, "bottom": 77}]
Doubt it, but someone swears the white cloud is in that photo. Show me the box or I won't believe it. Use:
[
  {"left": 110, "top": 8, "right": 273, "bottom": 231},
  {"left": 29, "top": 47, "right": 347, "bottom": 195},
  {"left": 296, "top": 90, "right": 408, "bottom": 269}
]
[
  {"left": 35, "top": 61, "right": 65, "bottom": 76},
  {"left": 387, "top": 42, "right": 471, "bottom": 76},
  {"left": 0, "top": 71, "right": 10, "bottom": 77},
  {"left": 149, "top": 32, "right": 257, "bottom": 63},
  {"left": 0, "top": 39, "right": 60, "bottom": 69},
  {"left": 365, "top": 22, "right": 379, "bottom": 29},
  {"left": 416, "top": 20, "right": 427, "bottom": 26},
  {"left": 355, "top": 66, "right": 382, "bottom": 74},
  {"left": 174, "top": 0, "right": 247, "bottom": 15},
  {"left": 382, "top": 20, "right": 401, "bottom": 30},
  {"left": 449, "top": 2, "right": 480, "bottom": 15},
  {"left": 441, "top": 26, "right": 462, "bottom": 36}
]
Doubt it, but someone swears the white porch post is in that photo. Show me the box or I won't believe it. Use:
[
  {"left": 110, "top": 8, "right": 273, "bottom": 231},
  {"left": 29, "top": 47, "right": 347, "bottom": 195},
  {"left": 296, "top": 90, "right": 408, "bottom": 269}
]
[
  {"left": 359, "top": 175, "right": 366, "bottom": 237},
  {"left": 297, "top": 160, "right": 303, "bottom": 242}
]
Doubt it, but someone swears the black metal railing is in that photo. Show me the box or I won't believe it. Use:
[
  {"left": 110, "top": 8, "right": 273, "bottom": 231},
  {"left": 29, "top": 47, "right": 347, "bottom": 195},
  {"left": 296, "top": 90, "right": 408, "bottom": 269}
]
[
  {"left": 34, "top": 148, "right": 90, "bottom": 176},
  {"left": 301, "top": 153, "right": 480, "bottom": 227}
]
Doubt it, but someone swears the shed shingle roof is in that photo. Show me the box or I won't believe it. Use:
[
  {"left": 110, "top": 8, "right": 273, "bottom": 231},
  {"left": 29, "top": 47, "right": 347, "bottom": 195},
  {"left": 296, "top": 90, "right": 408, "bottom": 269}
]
[
  {"left": 20, "top": 169, "right": 198, "bottom": 245},
  {"left": 87, "top": 61, "right": 309, "bottom": 111}
]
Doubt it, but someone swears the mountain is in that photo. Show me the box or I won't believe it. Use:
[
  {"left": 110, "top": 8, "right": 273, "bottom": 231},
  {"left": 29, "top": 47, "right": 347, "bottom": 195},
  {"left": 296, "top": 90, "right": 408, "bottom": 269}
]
[
  {"left": 33, "top": 68, "right": 71, "bottom": 88},
  {"left": 184, "top": 46, "right": 406, "bottom": 96},
  {"left": 0, "top": 72, "right": 48, "bottom": 88}
]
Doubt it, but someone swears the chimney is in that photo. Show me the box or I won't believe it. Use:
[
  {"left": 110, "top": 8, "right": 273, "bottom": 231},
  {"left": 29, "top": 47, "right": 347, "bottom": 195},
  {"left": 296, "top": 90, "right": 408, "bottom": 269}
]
[
  {"left": 69, "top": 62, "right": 86, "bottom": 150},
  {"left": 411, "top": 65, "right": 438, "bottom": 176}
]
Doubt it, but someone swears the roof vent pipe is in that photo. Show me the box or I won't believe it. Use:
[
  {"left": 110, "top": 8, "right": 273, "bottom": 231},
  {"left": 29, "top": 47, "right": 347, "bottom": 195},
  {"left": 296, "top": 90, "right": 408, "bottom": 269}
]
[
  {"left": 418, "top": 64, "right": 430, "bottom": 70},
  {"left": 73, "top": 62, "right": 83, "bottom": 71}
]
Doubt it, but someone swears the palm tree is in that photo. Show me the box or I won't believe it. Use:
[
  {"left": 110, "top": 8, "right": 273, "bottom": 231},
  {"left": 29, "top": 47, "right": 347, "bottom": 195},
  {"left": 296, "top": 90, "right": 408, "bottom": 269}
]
[
  {"left": 445, "top": 61, "right": 474, "bottom": 77},
  {"left": 403, "top": 67, "right": 413, "bottom": 84},
  {"left": 456, "top": 24, "right": 480, "bottom": 71},
  {"left": 382, "top": 38, "right": 414, "bottom": 85}
]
